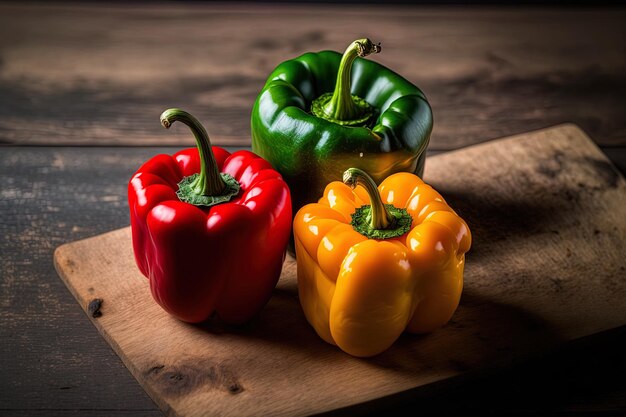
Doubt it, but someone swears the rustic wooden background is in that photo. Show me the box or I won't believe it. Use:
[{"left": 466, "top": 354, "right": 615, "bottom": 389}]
[
  {"left": 0, "top": 3, "right": 625, "bottom": 152},
  {"left": 1, "top": 2, "right": 625, "bottom": 416}
]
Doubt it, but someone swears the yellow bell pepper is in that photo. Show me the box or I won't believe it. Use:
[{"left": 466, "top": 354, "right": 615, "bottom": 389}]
[{"left": 293, "top": 168, "right": 471, "bottom": 357}]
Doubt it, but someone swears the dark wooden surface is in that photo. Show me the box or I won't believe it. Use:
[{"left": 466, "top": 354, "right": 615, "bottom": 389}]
[
  {"left": 1, "top": 2, "right": 626, "bottom": 416},
  {"left": 0, "top": 3, "right": 625, "bottom": 149}
]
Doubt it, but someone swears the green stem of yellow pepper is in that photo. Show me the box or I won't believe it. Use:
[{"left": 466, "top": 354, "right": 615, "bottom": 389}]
[
  {"left": 311, "top": 39, "right": 381, "bottom": 126},
  {"left": 343, "top": 168, "right": 413, "bottom": 240},
  {"left": 343, "top": 168, "right": 391, "bottom": 229}
]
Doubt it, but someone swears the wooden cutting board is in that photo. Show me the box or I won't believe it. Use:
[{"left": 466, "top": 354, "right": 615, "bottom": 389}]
[{"left": 54, "top": 124, "right": 626, "bottom": 417}]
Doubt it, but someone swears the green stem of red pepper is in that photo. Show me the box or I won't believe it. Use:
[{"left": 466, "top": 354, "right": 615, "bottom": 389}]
[
  {"left": 160, "top": 108, "right": 240, "bottom": 207},
  {"left": 343, "top": 168, "right": 412, "bottom": 239},
  {"left": 311, "top": 39, "right": 381, "bottom": 126}
]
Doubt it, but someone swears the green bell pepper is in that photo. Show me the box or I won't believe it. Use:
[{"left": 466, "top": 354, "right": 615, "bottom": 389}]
[{"left": 251, "top": 38, "right": 433, "bottom": 227}]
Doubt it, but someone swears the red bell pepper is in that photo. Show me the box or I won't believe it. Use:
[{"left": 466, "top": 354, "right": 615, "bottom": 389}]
[{"left": 128, "top": 108, "right": 292, "bottom": 324}]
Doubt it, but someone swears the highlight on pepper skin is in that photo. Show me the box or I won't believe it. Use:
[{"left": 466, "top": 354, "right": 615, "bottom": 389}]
[{"left": 293, "top": 168, "right": 471, "bottom": 357}]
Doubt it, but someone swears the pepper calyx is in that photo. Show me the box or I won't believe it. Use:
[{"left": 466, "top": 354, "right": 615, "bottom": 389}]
[
  {"left": 343, "top": 167, "right": 412, "bottom": 239},
  {"left": 351, "top": 204, "right": 412, "bottom": 239},
  {"left": 310, "top": 38, "right": 381, "bottom": 126},
  {"left": 311, "top": 93, "right": 374, "bottom": 127},
  {"left": 176, "top": 172, "right": 240, "bottom": 208}
]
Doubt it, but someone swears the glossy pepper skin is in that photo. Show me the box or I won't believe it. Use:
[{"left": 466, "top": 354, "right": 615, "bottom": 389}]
[
  {"left": 293, "top": 169, "right": 471, "bottom": 357},
  {"left": 251, "top": 39, "right": 433, "bottom": 225},
  {"left": 129, "top": 109, "right": 291, "bottom": 324}
]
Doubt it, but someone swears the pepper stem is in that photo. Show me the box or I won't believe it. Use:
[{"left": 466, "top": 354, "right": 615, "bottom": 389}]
[
  {"left": 343, "top": 168, "right": 413, "bottom": 239},
  {"left": 160, "top": 108, "right": 226, "bottom": 196},
  {"left": 311, "top": 39, "right": 381, "bottom": 126},
  {"left": 343, "top": 168, "right": 391, "bottom": 230},
  {"left": 161, "top": 108, "right": 240, "bottom": 208}
]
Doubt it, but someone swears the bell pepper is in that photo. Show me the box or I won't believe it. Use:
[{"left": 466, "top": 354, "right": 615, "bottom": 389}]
[
  {"left": 293, "top": 168, "right": 471, "bottom": 357},
  {"left": 251, "top": 38, "right": 433, "bottom": 231},
  {"left": 128, "top": 108, "right": 291, "bottom": 324}
]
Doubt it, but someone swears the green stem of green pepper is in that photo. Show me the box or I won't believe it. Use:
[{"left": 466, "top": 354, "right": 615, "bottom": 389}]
[
  {"left": 160, "top": 108, "right": 240, "bottom": 207},
  {"left": 311, "top": 39, "right": 381, "bottom": 126},
  {"left": 343, "top": 168, "right": 413, "bottom": 239}
]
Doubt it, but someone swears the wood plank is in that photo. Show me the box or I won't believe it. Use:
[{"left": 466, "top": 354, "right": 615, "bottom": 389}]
[
  {"left": 53, "top": 124, "right": 626, "bottom": 416},
  {"left": 0, "top": 4, "right": 624, "bottom": 148},
  {"left": 1, "top": 141, "right": 625, "bottom": 417},
  {"left": 0, "top": 148, "right": 163, "bottom": 412}
]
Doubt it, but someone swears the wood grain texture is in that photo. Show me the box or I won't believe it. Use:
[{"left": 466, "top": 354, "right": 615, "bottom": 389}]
[
  {"left": 0, "top": 3, "right": 624, "bottom": 148},
  {"left": 53, "top": 124, "right": 626, "bottom": 417},
  {"left": 2, "top": 144, "right": 626, "bottom": 417},
  {"left": 0, "top": 147, "right": 164, "bottom": 414}
]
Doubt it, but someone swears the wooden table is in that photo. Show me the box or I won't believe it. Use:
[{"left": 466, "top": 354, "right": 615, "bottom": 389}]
[{"left": 1, "top": 2, "right": 625, "bottom": 416}]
